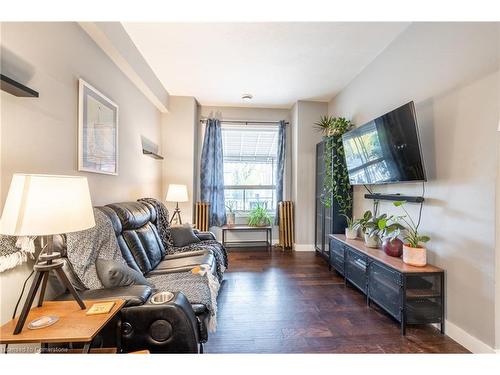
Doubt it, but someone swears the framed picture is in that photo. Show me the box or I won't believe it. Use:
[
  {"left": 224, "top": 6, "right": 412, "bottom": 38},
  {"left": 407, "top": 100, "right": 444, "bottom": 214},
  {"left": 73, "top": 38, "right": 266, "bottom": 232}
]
[{"left": 78, "top": 79, "right": 119, "bottom": 175}]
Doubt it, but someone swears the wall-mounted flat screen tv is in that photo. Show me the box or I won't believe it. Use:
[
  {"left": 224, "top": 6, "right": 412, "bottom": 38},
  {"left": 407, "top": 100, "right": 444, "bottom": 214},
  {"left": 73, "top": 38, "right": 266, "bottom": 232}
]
[{"left": 341, "top": 101, "right": 426, "bottom": 185}]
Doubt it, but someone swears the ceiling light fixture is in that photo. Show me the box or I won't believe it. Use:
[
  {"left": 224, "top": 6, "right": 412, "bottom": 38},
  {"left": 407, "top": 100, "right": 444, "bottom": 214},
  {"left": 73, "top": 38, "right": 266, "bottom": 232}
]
[{"left": 241, "top": 94, "right": 253, "bottom": 102}]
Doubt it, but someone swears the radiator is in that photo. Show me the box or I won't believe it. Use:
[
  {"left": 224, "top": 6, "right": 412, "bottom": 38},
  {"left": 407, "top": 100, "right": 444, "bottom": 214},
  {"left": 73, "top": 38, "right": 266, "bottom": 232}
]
[
  {"left": 278, "top": 201, "right": 294, "bottom": 249},
  {"left": 195, "top": 202, "right": 210, "bottom": 232}
]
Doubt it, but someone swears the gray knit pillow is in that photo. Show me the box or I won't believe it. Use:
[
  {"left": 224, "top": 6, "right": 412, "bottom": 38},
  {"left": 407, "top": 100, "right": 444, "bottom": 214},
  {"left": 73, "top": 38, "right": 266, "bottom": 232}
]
[
  {"left": 170, "top": 224, "right": 201, "bottom": 247},
  {"left": 96, "top": 259, "right": 151, "bottom": 288}
]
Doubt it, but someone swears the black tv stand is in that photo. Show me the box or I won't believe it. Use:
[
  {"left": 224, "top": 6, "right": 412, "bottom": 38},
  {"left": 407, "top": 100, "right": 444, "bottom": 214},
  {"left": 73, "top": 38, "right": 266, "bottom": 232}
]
[{"left": 364, "top": 193, "right": 424, "bottom": 203}]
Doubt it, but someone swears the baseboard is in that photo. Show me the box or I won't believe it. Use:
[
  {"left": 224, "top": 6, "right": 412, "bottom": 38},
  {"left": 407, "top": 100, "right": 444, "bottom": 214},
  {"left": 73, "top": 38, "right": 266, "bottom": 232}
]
[
  {"left": 294, "top": 244, "right": 315, "bottom": 252},
  {"left": 444, "top": 319, "right": 497, "bottom": 353}
]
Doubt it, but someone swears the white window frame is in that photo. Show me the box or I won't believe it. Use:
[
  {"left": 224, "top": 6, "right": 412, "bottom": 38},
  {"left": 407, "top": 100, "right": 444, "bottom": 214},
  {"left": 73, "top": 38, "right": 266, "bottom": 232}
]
[
  {"left": 222, "top": 125, "right": 278, "bottom": 216},
  {"left": 224, "top": 184, "right": 276, "bottom": 216}
]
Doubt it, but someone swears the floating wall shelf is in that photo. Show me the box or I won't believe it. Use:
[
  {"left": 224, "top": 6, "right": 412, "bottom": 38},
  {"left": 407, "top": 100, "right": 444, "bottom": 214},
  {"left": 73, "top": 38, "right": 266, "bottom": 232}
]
[
  {"left": 142, "top": 150, "right": 164, "bottom": 160},
  {"left": 0, "top": 74, "right": 39, "bottom": 97}
]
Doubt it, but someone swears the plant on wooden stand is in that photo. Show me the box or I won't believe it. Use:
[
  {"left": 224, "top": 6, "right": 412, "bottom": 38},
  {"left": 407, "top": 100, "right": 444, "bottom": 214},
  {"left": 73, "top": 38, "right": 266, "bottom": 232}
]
[
  {"left": 248, "top": 202, "right": 272, "bottom": 227},
  {"left": 314, "top": 116, "right": 354, "bottom": 234},
  {"left": 393, "top": 201, "right": 430, "bottom": 266}
]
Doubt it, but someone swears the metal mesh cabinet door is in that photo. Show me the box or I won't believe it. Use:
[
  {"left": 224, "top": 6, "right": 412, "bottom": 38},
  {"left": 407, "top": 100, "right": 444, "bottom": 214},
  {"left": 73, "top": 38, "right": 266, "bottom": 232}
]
[{"left": 368, "top": 261, "right": 402, "bottom": 320}]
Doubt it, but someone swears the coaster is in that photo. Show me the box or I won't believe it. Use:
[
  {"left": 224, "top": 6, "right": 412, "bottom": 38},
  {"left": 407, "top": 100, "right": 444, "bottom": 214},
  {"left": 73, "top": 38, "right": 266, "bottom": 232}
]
[
  {"left": 28, "top": 315, "right": 59, "bottom": 330},
  {"left": 86, "top": 301, "right": 116, "bottom": 315}
]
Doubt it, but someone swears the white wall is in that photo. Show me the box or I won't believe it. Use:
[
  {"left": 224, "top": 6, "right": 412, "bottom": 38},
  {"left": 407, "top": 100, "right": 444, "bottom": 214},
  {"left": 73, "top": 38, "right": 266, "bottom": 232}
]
[
  {"left": 496, "top": 109, "right": 500, "bottom": 352},
  {"left": 87, "top": 22, "right": 170, "bottom": 112},
  {"left": 162, "top": 96, "right": 198, "bottom": 222},
  {"left": 198, "top": 105, "right": 290, "bottom": 243},
  {"left": 292, "top": 101, "right": 327, "bottom": 250},
  {"left": 0, "top": 22, "right": 163, "bottom": 324},
  {"left": 328, "top": 22, "right": 499, "bottom": 351}
]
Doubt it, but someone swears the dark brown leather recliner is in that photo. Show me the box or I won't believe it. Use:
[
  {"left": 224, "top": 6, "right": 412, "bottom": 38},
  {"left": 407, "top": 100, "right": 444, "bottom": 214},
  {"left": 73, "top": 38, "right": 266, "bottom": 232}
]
[{"left": 52, "top": 201, "right": 224, "bottom": 353}]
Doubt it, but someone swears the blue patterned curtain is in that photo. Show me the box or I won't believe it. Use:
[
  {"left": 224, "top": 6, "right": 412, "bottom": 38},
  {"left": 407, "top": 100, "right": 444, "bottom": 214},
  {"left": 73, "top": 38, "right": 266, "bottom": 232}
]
[
  {"left": 200, "top": 119, "right": 226, "bottom": 227},
  {"left": 274, "top": 120, "right": 286, "bottom": 225}
]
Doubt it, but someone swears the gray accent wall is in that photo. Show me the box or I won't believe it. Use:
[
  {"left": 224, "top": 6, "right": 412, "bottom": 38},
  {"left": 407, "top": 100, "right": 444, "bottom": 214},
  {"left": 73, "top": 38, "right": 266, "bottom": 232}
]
[
  {"left": 291, "top": 101, "right": 327, "bottom": 250},
  {"left": 161, "top": 96, "right": 199, "bottom": 222},
  {"left": 0, "top": 22, "right": 163, "bottom": 324},
  {"left": 328, "top": 22, "right": 500, "bottom": 350}
]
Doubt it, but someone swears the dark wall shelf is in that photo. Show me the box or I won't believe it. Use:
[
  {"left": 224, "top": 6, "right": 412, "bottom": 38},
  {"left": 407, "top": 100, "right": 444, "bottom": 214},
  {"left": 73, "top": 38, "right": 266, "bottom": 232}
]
[
  {"left": 0, "top": 74, "right": 39, "bottom": 97},
  {"left": 142, "top": 150, "right": 164, "bottom": 160},
  {"left": 364, "top": 193, "right": 424, "bottom": 203}
]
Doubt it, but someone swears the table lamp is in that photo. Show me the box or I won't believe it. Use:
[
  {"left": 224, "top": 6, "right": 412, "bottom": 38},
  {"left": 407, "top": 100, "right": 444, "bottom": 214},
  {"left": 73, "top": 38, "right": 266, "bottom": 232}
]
[
  {"left": 0, "top": 174, "right": 95, "bottom": 334},
  {"left": 165, "top": 184, "right": 188, "bottom": 225}
]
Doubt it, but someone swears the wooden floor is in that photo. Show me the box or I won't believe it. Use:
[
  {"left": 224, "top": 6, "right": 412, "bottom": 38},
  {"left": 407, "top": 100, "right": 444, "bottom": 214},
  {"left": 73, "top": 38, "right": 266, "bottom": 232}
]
[{"left": 205, "top": 247, "right": 469, "bottom": 354}]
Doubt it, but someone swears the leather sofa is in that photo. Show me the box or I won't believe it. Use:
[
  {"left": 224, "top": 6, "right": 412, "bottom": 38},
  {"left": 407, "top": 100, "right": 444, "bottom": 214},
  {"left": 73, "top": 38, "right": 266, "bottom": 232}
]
[{"left": 52, "top": 201, "right": 225, "bottom": 353}]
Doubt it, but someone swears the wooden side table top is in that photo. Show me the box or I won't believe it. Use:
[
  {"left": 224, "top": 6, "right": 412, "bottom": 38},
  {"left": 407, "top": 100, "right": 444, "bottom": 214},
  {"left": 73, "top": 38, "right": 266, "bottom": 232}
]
[{"left": 0, "top": 299, "right": 125, "bottom": 345}]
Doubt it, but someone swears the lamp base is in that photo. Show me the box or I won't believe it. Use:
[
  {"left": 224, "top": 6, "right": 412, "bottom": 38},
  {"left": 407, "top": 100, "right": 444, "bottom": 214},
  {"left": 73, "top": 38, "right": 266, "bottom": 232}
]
[
  {"left": 13, "top": 239, "right": 86, "bottom": 335},
  {"left": 169, "top": 202, "right": 183, "bottom": 225}
]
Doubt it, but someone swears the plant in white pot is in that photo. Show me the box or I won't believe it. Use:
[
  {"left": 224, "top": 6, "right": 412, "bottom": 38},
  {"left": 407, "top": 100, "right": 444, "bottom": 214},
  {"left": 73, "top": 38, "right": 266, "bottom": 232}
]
[
  {"left": 357, "top": 210, "right": 386, "bottom": 248},
  {"left": 393, "top": 201, "right": 430, "bottom": 266},
  {"left": 225, "top": 201, "right": 236, "bottom": 227},
  {"left": 341, "top": 214, "right": 361, "bottom": 239}
]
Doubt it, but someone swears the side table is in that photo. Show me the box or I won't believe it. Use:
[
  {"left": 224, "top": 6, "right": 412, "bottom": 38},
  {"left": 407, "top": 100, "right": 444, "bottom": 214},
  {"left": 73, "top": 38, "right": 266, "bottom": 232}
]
[
  {"left": 0, "top": 299, "right": 125, "bottom": 353},
  {"left": 221, "top": 224, "right": 272, "bottom": 249}
]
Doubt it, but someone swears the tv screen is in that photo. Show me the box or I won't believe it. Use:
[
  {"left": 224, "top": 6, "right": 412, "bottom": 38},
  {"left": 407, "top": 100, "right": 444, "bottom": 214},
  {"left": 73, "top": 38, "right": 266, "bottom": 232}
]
[{"left": 342, "top": 102, "right": 426, "bottom": 185}]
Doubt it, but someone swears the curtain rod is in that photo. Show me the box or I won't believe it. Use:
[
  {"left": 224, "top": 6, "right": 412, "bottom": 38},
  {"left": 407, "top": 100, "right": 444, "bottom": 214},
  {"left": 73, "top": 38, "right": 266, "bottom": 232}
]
[{"left": 199, "top": 119, "right": 289, "bottom": 125}]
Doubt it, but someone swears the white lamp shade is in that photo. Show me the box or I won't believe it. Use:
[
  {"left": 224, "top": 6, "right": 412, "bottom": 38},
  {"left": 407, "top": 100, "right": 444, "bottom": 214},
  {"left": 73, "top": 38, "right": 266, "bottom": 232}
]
[
  {"left": 165, "top": 184, "right": 189, "bottom": 203},
  {"left": 0, "top": 174, "right": 96, "bottom": 236}
]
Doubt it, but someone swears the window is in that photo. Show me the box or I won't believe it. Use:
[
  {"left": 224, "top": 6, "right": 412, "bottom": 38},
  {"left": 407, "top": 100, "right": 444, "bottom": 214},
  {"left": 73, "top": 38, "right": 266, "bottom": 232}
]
[{"left": 222, "top": 124, "right": 279, "bottom": 214}]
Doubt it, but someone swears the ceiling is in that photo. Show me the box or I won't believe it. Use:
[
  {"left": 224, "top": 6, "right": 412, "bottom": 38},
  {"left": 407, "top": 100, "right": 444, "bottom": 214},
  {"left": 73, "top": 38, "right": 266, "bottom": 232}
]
[{"left": 123, "top": 22, "right": 409, "bottom": 108}]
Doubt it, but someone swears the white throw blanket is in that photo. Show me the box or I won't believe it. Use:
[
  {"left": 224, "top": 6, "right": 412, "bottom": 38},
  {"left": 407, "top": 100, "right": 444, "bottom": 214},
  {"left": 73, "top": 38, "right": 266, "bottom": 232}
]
[
  {"left": 66, "top": 209, "right": 125, "bottom": 289},
  {"left": 0, "top": 235, "right": 36, "bottom": 273}
]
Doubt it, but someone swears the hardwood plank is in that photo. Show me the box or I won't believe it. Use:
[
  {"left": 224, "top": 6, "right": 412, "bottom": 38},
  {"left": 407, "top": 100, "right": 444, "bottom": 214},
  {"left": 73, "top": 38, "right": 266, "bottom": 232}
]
[{"left": 205, "top": 247, "right": 468, "bottom": 354}]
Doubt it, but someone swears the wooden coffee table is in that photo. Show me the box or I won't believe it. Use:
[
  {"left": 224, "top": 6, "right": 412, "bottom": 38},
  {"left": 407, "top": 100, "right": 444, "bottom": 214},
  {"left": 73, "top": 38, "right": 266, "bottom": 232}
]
[{"left": 0, "top": 299, "right": 125, "bottom": 353}]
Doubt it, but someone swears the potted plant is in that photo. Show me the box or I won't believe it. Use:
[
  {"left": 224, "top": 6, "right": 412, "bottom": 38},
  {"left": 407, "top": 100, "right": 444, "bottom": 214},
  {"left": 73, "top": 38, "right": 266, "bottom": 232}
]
[
  {"left": 225, "top": 201, "right": 236, "bottom": 227},
  {"left": 248, "top": 202, "right": 272, "bottom": 227},
  {"left": 341, "top": 214, "right": 361, "bottom": 240},
  {"left": 377, "top": 216, "right": 406, "bottom": 257},
  {"left": 313, "top": 116, "right": 353, "bottom": 217},
  {"left": 357, "top": 210, "right": 383, "bottom": 248},
  {"left": 393, "top": 201, "right": 430, "bottom": 266}
]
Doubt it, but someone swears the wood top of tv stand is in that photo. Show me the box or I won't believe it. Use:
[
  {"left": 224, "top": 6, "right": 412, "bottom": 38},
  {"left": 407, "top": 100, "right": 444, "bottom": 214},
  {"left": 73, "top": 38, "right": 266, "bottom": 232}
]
[{"left": 330, "top": 234, "right": 444, "bottom": 274}]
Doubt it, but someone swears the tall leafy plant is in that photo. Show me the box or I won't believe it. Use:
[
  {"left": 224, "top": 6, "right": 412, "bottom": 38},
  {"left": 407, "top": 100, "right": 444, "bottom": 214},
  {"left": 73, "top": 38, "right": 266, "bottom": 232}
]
[
  {"left": 393, "top": 201, "right": 430, "bottom": 248},
  {"left": 314, "top": 116, "right": 353, "bottom": 215}
]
